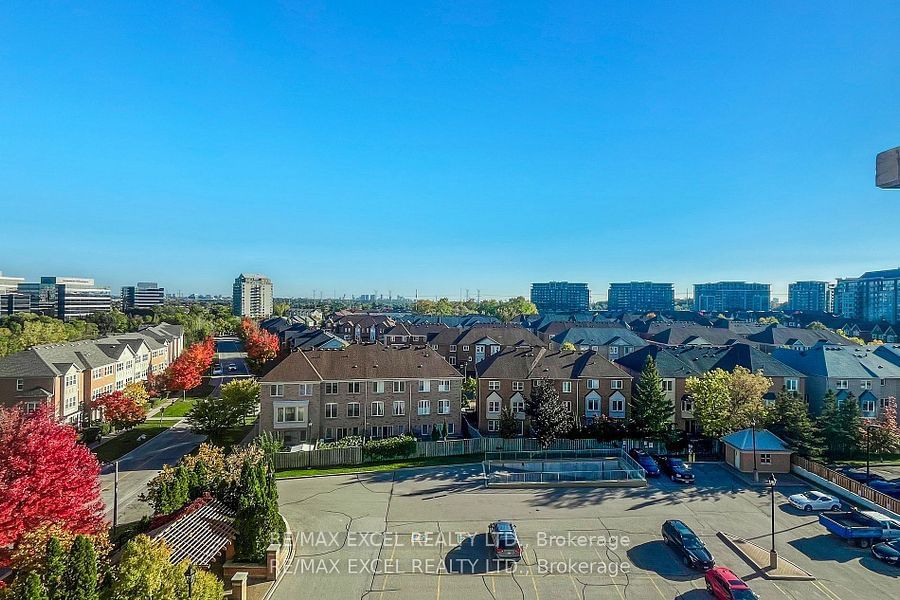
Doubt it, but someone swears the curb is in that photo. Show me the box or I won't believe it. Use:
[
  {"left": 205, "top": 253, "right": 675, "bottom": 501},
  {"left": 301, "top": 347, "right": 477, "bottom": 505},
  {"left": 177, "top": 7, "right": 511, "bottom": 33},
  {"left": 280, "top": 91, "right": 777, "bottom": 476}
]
[{"left": 717, "top": 532, "right": 815, "bottom": 581}]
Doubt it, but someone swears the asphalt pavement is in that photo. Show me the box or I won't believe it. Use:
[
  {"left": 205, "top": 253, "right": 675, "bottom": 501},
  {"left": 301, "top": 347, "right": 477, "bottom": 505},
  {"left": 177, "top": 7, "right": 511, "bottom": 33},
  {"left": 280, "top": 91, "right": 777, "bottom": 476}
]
[{"left": 210, "top": 336, "right": 251, "bottom": 397}]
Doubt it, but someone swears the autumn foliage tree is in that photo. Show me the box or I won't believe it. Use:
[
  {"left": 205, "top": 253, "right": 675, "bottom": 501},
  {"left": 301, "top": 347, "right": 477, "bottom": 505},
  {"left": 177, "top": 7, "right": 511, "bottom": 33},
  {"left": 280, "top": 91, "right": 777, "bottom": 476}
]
[
  {"left": 163, "top": 336, "right": 215, "bottom": 398},
  {"left": 90, "top": 390, "right": 147, "bottom": 430},
  {"left": 0, "top": 406, "right": 105, "bottom": 556},
  {"left": 239, "top": 318, "right": 279, "bottom": 372}
]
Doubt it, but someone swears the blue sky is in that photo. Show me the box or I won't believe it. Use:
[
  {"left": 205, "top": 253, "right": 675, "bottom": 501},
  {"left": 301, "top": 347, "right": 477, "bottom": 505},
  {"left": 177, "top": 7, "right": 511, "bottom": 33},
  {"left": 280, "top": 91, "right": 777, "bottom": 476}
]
[{"left": 1, "top": 2, "right": 898, "bottom": 300}]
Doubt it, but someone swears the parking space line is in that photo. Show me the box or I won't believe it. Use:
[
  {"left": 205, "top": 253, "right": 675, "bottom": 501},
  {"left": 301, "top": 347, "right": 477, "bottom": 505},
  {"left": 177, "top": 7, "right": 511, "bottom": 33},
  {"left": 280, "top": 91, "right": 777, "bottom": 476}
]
[
  {"left": 557, "top": 549, "right": 582, "bottom": 598},
  {"left": 380, "top": 529, "right": 399, "bottom": 597},
  {"left": 812, "top": 580, "right": 842, "bottom": 600},
  {"left": 647, "top": 575, "right": 668, "bottom": 600},
  {"left": 592, "top": 546, "right": 626, "bottom": 600}
]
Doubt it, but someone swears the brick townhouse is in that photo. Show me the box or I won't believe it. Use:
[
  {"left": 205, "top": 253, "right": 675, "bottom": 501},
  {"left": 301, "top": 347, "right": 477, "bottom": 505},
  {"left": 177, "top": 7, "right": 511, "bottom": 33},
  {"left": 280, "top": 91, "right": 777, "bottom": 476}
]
[
  {"left": 428, "top": 325, "right": 546, "bottom": 376},
  {"left": 475, "top": 347, "right": 632, "bottom": 436},
  {"left": 259, "top": 343, "right": 463, "bottom": 445},
  {"left": 0, "top": 323, "right": 184, "bottom": 424},
  {"left": 325, "top": 314, "right": 396, "bottom": 342}
]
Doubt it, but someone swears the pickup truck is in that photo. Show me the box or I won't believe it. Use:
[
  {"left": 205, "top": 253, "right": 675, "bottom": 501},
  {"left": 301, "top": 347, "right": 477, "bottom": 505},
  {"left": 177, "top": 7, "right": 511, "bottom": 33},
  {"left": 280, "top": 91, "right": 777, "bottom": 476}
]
[{"left": 819, "top": 509, "right": 900, "bottom": 548}]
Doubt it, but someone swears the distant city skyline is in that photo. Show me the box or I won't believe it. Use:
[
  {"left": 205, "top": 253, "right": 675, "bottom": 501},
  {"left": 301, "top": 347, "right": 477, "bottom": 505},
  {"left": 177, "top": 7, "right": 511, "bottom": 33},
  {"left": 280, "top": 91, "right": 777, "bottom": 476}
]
[{"left": 2, "top": 4, "right": 898, "bottom": 301}]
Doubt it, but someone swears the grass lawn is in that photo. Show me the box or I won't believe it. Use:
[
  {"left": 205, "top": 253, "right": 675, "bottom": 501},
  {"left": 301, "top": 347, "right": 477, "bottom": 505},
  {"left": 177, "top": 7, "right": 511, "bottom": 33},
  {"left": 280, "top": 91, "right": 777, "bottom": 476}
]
[
  {"left": 93, "top": 422, "right": 172, "bottom": 463},
  {"left": 275, "top": 453, "right": 482, "bottom": 479},
  {"left": 158, "top": 398, "right": 195, "bottom": 418},
  {"left": 206, "top": 423, "right": 255, "bottom": 451},
  {"left": 841, "top": 453, "right": 900, "bottom": 466}
]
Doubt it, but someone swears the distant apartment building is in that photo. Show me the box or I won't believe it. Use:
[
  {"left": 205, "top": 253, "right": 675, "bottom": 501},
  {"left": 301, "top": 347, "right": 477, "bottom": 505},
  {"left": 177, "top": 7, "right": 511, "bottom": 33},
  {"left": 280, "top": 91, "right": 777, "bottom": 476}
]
[
  {"left": 693, "top": 281, "right": 770, "bottom": 313},
  {"left": 232, "top": 273, "right": 273, "bottom": 318},
  {"left": 0, "top": 323, "right": 183, "bottom": 425},
  {"left": 787, "top": 281, "right": 831, "bottom": 313},
  {"left": 17, "top": 277, "right": 112, "bottom": 319},
  {"left": 530, "top": 281, "right": 590, "bottom": 312},
  {"left": 834, "top": 268, "right": 900, "bottom": 323},
  {"left": 122, "top": 282, "right": 166, "bottom": 310},
  {"left": 259, "top": 343, "right": 463, "bottom": 445},
  {"left": 0, "top": 271, "right": 29, "bottom": 316},
  {"left": 607, "top": 282, "right": 674, "bottom": 312}
]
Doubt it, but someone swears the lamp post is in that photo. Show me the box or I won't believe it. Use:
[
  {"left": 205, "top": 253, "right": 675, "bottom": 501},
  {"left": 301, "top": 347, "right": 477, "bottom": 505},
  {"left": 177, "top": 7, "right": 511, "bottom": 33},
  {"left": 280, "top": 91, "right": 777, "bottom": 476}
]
[
  {"left": 186, "top": 564, "right": 196, "bottom": 598},
  {"left": 766, "top": 474, "right": 778, "bottom": 569},
  {"left": 750, "top": 418, "right": 759, "bottom": 483}
]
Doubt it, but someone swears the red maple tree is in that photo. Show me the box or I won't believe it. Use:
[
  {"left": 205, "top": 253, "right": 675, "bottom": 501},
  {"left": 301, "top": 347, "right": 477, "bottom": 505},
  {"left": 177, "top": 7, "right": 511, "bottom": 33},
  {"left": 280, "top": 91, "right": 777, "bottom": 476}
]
[
  {"left": 163, "top": 337, "right": 216, "bottom": 396},
  {"left": 0, "top": 405, "right": 105, "bottom": 554},
  {"left": 239, "top": 318, "right": 279, "bottom": 364},
  {"left": 90, "top": 390, "right": 147, "bottom": 430}
]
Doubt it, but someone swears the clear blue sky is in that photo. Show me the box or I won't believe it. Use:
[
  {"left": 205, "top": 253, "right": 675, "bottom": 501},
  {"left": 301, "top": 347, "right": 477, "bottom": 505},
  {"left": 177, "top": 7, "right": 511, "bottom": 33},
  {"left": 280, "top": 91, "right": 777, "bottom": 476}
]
[{"left": 2, "top": 2, "right": 898, "bottom": 300}]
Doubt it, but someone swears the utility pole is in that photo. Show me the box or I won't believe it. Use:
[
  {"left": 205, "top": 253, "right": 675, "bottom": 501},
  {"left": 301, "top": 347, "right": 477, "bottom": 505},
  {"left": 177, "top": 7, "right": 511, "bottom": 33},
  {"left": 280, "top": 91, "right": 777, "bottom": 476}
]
[{"left": 112, "top": 461, "right": 120, "bottom": 533}]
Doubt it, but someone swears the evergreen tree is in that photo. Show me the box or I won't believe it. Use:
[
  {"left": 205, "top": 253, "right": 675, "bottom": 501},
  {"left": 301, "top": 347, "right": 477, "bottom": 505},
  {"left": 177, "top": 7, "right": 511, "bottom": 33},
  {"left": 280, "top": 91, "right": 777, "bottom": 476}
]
[
  {"left": 43, "top": 537, "right": 66, "bottom": 600},
  {"left": 769, "top": 391, "right": 823, "bottom": 459},
  {"left": 525, "top": 379, "right": 569, "bottom": 449},
  {"left": 629, "top": 356, "right": 674, "bottom": 439},
  {"left": 64, "top": 535, "right": 98, "bottom": 600},
  {"left": 818, "top": 390, "right": 842, "bottom": 458},
  {"left": 109, "top": 535, "right": 188, "bottom": 600},
  {"left": 21, "top": 571, "right": 48, "bottom": 600},
  {"left": 498, "top": 407, "right": 519, "bottom": 439},
  {"left": 837, "top": 392, "right": 862, "bottom": 457},
  {"left": 234, "top": 460, "right": 269, "bottom": 561}
]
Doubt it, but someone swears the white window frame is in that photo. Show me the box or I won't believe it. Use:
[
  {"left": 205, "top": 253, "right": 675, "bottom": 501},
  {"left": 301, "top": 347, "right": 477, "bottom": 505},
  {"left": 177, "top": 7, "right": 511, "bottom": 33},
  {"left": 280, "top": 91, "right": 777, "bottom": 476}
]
[
  {"left": 348, "top": 382, "right": 361, "bottom": 394},
  {"left": 439, "top": 399, "right": 450, "bottom": 414},
  {"left": 393, "top": 380, "right": 405, "bottom": 393},
  {"left": 488, "top": 380, "right": 500, "bottom": 391},
  {"left": 347, "top": 402, "right": 360, "bottom": 418},
  {"left": 512, "top": 381, "right": 524, "bottom": 392},
  {"left": 438, "top": 380, "right": 451, "bottom": 392},
  {"left": 417, "top": 399, "right": 431, "bottom": 416},
  {"left": 393, "top": 400, "right": 405, "bottom": 416},
  {"left": 463, "top": 345, "right": 470, "bottom": 351},
  {"left": 562, "top": 381, "right": 572, "bottom": 393},
  {"left": 16, "top": 379, "right": 24, "bottom": 392},
  {"left": 371, "top": 401, "right": 385, "bottom": 417},
  {"left": 449, "top": 345, "right": 457, "bottom": 352},
  {"left": 488, "top": 420, "right": 499, "bottom": 432},
  {"left": 373, "top": 380, "right": 385, "bottom": 394},
  {"left": 325, "top": 403, "right": 338, "bottom": 419},
  {"left": 611, "top": 395, "right": 625, "bottom": 413},
  {"left": 488, "top": 400, "right": 500, "bottom": 414},
  {"left": 611, "top": 379, "right": 623, "bottom": 390},
  {"left": 324, "top": 382, "right": 339, "bottom": 395},
  {"left": 587, "top": 379, "right": 599, "bottom": 390},
  {"left": 836, "top": 379, "right": 849, "bottom": 390},
  {"left": 785, "top": 379, "right": 798, "bottom": 392},
  {"left": 419, "top": 379, "right": 431, "bottom": 392},
  {"left": 270, "top": 384, "right": 284, "bottom": 397}
]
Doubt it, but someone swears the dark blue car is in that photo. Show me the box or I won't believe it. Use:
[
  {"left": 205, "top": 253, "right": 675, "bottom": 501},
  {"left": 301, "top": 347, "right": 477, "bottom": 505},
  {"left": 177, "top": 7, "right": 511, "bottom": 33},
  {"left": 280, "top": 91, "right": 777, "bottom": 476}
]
[
  {"left": 868, "top": 479, "right": 900, "bottom": 500},
  {"left": 661, "top": 457, "right": 695, "bottom": 483},
  {"left": 629, "top": 448, "right": 661, "bottom": 477}
]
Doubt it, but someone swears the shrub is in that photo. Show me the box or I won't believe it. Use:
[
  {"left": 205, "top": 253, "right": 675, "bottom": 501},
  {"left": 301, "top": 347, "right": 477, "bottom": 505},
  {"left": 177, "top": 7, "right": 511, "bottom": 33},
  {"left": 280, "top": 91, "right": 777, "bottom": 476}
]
[{"left": 363, "top": 435, "right": 417, "bottom": 461}]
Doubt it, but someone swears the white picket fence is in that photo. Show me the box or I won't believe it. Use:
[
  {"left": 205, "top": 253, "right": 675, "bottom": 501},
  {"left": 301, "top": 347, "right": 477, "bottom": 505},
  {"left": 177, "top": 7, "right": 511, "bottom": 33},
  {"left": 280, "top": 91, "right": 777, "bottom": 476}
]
[{"left": 273, "top": 437, "right": 664, "bottom": 471}]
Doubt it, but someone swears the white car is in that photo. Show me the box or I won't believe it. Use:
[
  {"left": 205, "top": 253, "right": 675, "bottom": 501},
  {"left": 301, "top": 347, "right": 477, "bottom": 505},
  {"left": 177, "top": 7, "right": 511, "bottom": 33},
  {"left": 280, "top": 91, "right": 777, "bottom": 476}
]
[{"left": 788, "top": 490, "right": 841, "bottom": 512}]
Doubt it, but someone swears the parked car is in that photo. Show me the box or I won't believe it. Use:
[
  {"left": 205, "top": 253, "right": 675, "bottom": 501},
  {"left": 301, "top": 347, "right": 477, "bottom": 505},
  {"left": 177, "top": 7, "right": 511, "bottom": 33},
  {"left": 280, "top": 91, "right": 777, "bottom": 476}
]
[
  {"left": 819, "top": 509, "right": 900, "bottom": 548},
  {"left": 871, "top": 539, "right": 900, "bottom": 566},
  {"left": 705, "top": 566, "right": 758, "bottom": 599},
  {"left": 837, "top": 467, "right": 886, "bottom": 484},
  {"left": 867, "top": 479, "right": 900, "bottom": 500},
  {"left": 629, "top": 448, "right": 661, "bottom": 477},
  {"left": 212, "top": 364, "right": 223, "bottom": 375},
  {"left": 788, "top": 490, "right": 841, "bottom": 512},
  {"left": 488, "top": 521, "right": 522, "bottom": 560},
  {"left": 227, "top": 364, "right": 237, "bottom": 372},
  {"left": 660, "top": 457, "right": 695, "bottom": 483},
  {"left": 661, "top": 519, "right": 714, "bottom": 570}
]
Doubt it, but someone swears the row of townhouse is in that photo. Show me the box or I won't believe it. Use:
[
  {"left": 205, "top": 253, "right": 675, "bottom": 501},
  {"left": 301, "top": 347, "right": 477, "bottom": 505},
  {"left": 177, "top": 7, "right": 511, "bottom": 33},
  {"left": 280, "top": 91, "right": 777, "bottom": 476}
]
[
  {"left": 259, "top": 343, "right": 463, "bottom": 445},
  {"left": 426, "top": 325, "right": 547, "bottom": 375},
  {"left": 0, "top": 323, "right": 184, "bottom": 424},
  {"left": 475, "top": 347, "right": 633, "bottom": 435}
]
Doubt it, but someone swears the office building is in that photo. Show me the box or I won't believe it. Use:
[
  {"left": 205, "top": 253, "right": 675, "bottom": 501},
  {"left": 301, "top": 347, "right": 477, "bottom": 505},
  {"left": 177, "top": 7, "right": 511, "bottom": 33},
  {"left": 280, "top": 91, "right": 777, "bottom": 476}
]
[
  {"left": 232, "top": 273, "right": 274, "bottom": 318},
  {"left": 0, "top": 272, "right": 29, "bottom": 317},
  {"left": 607, "top": 282, "right": 674, "bottom": 312},
  {"left": 122, "top": 282, "right": 166, "bottom": 310},
  {"left": 834, "top": 268, "right": 900, "bottom": 323},
  {"left": 17, "top": 277, "right": 111, "bottom": 319},
  {"left": 787, "top": 281, "right": 831, "bottom": 313},
  {"left": 530, "top": 281, "right": 590, "bottom": 312},
  {"left": 693, "top": 282, "right": 770, "bottom": 313},
  {"left": 0, "top": 271, "right": 25, "bottom": 293}
]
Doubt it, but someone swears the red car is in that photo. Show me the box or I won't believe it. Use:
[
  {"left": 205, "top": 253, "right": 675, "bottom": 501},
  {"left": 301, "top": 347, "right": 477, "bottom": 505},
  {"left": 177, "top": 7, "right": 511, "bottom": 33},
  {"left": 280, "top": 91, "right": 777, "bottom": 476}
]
[{"left": 704, "top": 567, "right": 758, "bottom": 600}]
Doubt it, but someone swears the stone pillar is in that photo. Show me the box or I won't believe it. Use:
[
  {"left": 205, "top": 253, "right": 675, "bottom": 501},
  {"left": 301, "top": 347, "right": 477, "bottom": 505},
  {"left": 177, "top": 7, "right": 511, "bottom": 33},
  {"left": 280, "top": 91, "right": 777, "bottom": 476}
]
[
  {"left": 231, "top": 572, "right": 248, "bottom": 600},
  {"left": 266, "top": 543, "right": 282, "bottom": 581},
  {"left": 769, "top": 550, "right": 779, "bottom": 570}
]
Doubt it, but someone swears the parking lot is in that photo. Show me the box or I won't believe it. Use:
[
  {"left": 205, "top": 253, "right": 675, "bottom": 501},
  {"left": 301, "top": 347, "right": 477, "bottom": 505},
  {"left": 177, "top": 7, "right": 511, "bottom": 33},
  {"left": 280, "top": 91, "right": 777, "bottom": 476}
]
[{"left": 273, "top": 462, "right": 898, "bottom": 600}]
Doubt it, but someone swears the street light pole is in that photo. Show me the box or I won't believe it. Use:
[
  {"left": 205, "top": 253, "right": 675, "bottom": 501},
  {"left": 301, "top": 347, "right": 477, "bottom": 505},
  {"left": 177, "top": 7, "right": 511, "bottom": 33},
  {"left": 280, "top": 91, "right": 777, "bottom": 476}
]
[
  {"left": 767, "top": 474, "right": 778, "bottom": 569},
  {"left": 751, "top": 419, "right": 758, "bottom": 483},
  {"left": 112, "top": 460, "right": 119, "bottom": 534}
]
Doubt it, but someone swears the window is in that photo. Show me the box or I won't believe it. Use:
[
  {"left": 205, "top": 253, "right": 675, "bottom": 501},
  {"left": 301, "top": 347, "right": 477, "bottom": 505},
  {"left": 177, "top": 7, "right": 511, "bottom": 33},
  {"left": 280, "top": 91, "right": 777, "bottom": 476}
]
[
  {"left": 24, "top": 401, "right": 39, "bottom": 413},
  {"left": 439, "top": 399, "right": 450, "bottom": 414},
  {"left": 682, "top": 397, "right": 694, "bottom": 413},
  {"left": 661, "top": 380, "right": 674, "bottom": 392},
  {"left": 418, "top": 399, "right": 431, "bottom": 415},
  {"left": 270, "top": 384, "right": 284, "bottom": 397},
  {"left": 759, "top": 453, "right": 772, "bottom": 465},
  {"left": 611, "top": 379, "right": 623, "bottom": 390},
  {"left": 324, "top": 382, "right": 339, "bottom": 395},
  {"left": 881, "top": 379, "right": 887, "bottom": 387},
  {"left": 608, "top": 346, "right": 619, "bottom": 358},
  {"left": 491, "top": 345, "right": 500, "bottom": 355},
  {"left": 393, "top": 400, "right": 405, "bottom": 416},
  {"left": 373, "top": 381, "right": 385, "bottom": 394},
  {"left": 275, "top": 405, "right": 306, "bottom": 424},
  {"left": 431, "top": 345, "right": 438, "bottom": 350},
  {"left": 488, "top": 380, "right": 500, "bottom": 391},
  {"left": 348, "top": 382, "right": 361, "bottom": 394},
  {"left": 462, "top": 345, "right": 469, "bottom": 351},
  {"left": 325, "top": 403, "right": 338, "bottom": 419},
  {"left": 448, "top": 356, "right": 457, "bottom": 365},
  {"left": 476, "top": 345, "right": 484, "bottom": 354},
  {"left": 587, "top": 379, "right": 599, "bottom": 390},
  {"left": 16, "top": 379, "right": 23, "bottom": 392},
  {"left": 512, "top": 381, "right": 524, "bottom": 392},
  {"left": 438, "top": 380, "right": 451, "bottom": 392},
  {"left": 446, "top": 423, "right": 455, "bottom": 435},
  {"left": 419, "top": 379, "right": 431, "bottom": 392},
  {"left": 488, "top": 420, "right": 499, "bottom": 432},
  {"left": 863, "top": 399, "right": 876, "bottom": 414},
  {"left": 611, "top": 396, "right": 625, "bottom": 413},
  {"left": 836, "top": 380, "right": 849, "bottom": 390},
  {"left": 861, "top": 380, "right": 872, "bottom": 390},
  {"left": 449, "top": 345, "right": 457, "bottom": 352},
  {"left": 563, "top": 401, "right": 572, "bottom": 412},
  {"left": 488, "top": 399, "right": 500, "bottom": 413},
  {"left": 371, "top": 401, "right": 384, "bottom": 417},
  {"left": 562, "top": 381, "right": 572, "bottom": 393},
  {"left": 785, "top": 379, "right": 799, "bottom": 392},
  {"left": 347, "top": 402, "right": 360, "bottom": 418},
  {"left": 586, "top": 396, "right": 600, "bottom": 412},
  {"left": 393, "top": 380, "right": 405, "bottom": 393},
  {"left": 511, "top": 397, "right": 525, "bottom": 413}
]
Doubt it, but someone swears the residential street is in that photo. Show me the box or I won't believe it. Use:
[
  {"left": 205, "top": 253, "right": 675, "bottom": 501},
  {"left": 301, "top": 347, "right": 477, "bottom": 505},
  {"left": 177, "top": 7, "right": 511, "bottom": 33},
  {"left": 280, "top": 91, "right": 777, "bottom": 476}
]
[{"left": 210, "top": 335, "right": 250, "bottom": 397}]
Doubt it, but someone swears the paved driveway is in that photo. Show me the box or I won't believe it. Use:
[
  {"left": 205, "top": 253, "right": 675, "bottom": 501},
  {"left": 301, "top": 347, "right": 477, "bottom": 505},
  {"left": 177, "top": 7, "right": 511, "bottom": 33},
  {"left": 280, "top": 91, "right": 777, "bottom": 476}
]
[{"left": 271, "top": 462, "right": 899, "bottom": 600}]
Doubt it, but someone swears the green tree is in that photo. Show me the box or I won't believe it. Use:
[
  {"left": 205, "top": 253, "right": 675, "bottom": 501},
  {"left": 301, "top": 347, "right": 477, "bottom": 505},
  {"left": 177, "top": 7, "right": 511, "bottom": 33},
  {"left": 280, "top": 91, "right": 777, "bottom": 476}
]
[
  {"left": 498, "top": 407, "right": 519, "bottom": 439},
  {"left": 525, "top": 379, "right": 569, "bottom": 449},
  {"left": 818, "top": 390, "right": 843, "bottom": 458},
  {"left": 837, "top": 393, "right": 862, "bottom": 456},
  {"left": 273, "top": 302, "right": 291, "bottom": 317},
  {"left": 629, "top": 356, "right": 674, "bottom": 439},
  {"left": 187, "top": 395, "right": 245, "bottom": 438},
  {"left": 769, "top": 391, "right": 823, "bottom": 459},
  {"left": 560, "top": 341, "right": 578, "bottom": 351},
  {"left": 461, "top": 377, "right": 477, "bottom": 409},
  {"left": 190, "top": 569, "right": 224, "bottom": 600},
  {"left": 758, "top": 316, "right": 780, "bottom": 325},
  {"left": 20, "top": 571, "right": 48, "bottom": 600},
  {"left": 64, "top": 535, "right": 98, "bottom": 600},
  {"left": 109, "top": 536, "right": 188, "bottom": 600},
  {"left": 220, "top": 379, "right": 260, "bottom": 424},
  {"left": 685, "top": 369, "right": 733, "bottom": 438},
  {"left": 807, "top": 321, "right": 828, "bottom": 330},
  {"left": 234, "top": 461, "right": 269, "bottom": 562},
  {"left": 43, "top": 537, "right": 66, "bottom": 600}
]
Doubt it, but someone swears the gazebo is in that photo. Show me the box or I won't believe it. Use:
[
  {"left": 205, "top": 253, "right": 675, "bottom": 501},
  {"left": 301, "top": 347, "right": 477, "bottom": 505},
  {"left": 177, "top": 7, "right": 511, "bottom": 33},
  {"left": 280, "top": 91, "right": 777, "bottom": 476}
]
[{"left": 722, "top": 428, "right": 792, "bottom": 474}]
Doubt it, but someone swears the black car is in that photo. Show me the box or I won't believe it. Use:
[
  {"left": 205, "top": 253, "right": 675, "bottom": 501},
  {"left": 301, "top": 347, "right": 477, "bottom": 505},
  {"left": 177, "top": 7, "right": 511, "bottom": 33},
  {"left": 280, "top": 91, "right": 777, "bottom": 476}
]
[
  {"left": 629, "top": 448, "right": 661, "bottom": 477},
  {"left": 661, "top": 457, "right": 695, "bottom": 483},
  {"left": 661, "top": 520, "right": 715, "bottom": 570},
  {"left": 872, "top": 540, "right": 900, "bottom": 566},
  {"left": 837, "top": 468, "right": 885, "bottom": 484}
]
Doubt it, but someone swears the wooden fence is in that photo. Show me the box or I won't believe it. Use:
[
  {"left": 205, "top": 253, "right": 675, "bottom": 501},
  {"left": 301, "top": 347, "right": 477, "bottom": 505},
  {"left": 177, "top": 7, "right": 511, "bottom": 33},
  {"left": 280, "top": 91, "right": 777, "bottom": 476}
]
[
  {"left": 274, "top": 437, "right": 666, "bottom": 471},
  {"left": 792, "top": 455, "right": 900, "bottom": 515}
]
